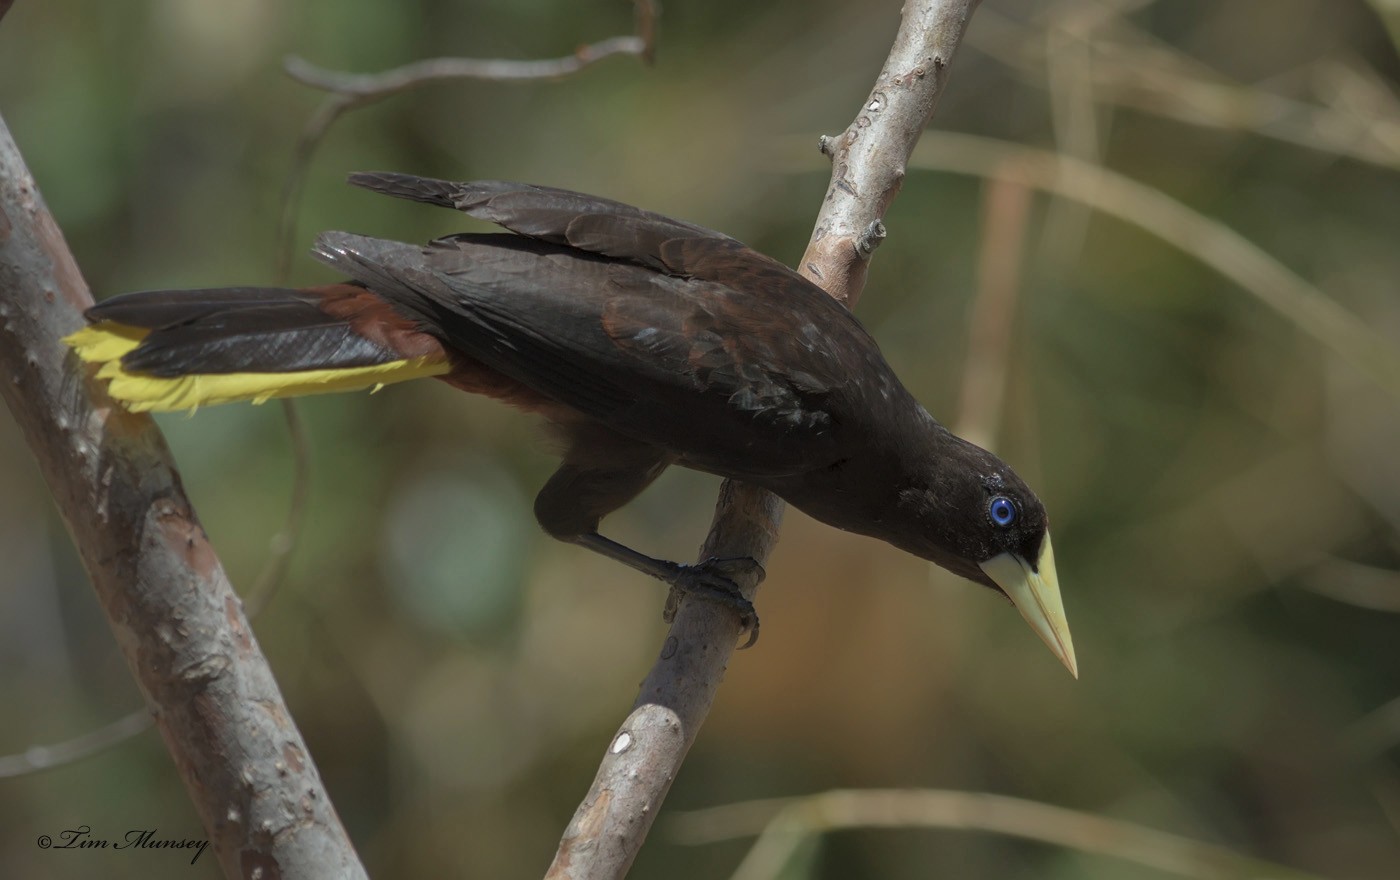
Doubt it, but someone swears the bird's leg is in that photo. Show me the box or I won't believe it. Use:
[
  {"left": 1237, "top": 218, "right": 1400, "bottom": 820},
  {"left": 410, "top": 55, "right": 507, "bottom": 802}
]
[
  {"left": 534, "top": 423, "right": 763, "bottom": 645},
  {"left": 570, "top": 533, "right": 763, "bottom": 647},
  {"left": 663, "top": 556, "right": 765, "bottom": 647}
]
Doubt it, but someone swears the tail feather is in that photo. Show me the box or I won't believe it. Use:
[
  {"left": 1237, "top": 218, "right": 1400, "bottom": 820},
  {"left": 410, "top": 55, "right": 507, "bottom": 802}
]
[
  {"left": 66, "top": 285, "right": 450, "bottom": 413},
  {"left": 85, "top": 287, "right": 325, "bottom": 328},
  {"left": 121, "top": 305, "right": 392, "bottom": 377}
]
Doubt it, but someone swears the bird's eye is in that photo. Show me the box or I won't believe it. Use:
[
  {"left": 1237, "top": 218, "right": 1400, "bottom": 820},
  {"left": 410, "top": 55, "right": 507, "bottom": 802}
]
[{"left": 988, "top": 496, "right": 1017, "bottom": 527}]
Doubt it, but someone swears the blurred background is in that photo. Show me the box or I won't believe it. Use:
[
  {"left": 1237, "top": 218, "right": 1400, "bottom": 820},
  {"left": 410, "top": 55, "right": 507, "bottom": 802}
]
[{"left": 3, "top": 0, "right": 1400, "bottom": 877}]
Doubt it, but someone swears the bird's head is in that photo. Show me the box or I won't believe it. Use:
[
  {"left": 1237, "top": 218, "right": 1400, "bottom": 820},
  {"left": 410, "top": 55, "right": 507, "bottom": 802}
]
[{"left": 897, "top": 437, "right": 1077, "bottom": 677}]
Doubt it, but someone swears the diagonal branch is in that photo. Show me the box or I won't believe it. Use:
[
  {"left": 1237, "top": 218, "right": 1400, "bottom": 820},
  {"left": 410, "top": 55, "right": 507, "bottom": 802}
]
[
  {"left": 0, "top": 708, "right": 152, "bottom": 778},
  {"left": 0, "top": 115, "right": 368, "bottom": 880},
  {"left": 545, "top": 3, "right": 984, "bottom": 878}
]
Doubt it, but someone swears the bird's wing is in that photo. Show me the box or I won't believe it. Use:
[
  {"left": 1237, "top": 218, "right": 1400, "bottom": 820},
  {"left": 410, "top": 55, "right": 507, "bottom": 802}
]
[
  {"left": 347, "top": 172, "right": 813, "bottom": 297},
  {"left": 314, "top": 231, "right": 896, "bottom": 477}
]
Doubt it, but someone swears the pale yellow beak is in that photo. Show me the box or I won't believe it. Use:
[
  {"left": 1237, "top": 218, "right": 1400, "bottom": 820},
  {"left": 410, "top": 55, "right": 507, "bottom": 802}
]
[{"left": 979, "top": 533, "right": 1078, "bottom": 678}]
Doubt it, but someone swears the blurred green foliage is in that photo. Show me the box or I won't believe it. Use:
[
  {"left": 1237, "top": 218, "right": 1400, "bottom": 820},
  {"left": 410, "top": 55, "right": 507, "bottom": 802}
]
[{"left": 3, "top": 1, "right": 1400, "bottom": 878}]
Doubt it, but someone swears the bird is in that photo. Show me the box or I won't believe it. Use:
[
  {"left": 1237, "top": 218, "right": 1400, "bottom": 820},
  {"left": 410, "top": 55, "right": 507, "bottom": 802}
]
[{"left": 65, "top": 172, "right": 1077, "bottom": 675}]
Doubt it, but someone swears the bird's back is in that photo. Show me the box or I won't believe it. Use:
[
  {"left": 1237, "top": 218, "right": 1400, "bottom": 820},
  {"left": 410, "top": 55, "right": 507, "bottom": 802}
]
[{"left": 314, "top": 225, "right": 906, "bottom": 479}]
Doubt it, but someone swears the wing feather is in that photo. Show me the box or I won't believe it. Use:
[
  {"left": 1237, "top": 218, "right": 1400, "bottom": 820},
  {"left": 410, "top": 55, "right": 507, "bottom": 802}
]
[
  {"left": 346, "top": 172, "right": 819, "bottom": 297},
  {"left": 312, "top": 229, "right": 898, "bottom": 476}
]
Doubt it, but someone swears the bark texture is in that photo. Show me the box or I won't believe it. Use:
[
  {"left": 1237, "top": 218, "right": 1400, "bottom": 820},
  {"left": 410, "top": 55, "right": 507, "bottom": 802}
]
[
  {"left": 545, "top": 2, "right": 983, "bottom": 878},
  {"left": 0, "top": 115, "right": 368, "bottom": 880}
]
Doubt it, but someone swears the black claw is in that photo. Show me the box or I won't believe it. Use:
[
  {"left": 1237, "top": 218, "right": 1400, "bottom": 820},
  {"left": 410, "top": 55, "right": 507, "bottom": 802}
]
[
  {"left": 666, "top": 557, "right": 763, "bottom": 646},
  {"left": 737, "top": 614, "right": 760, "bottom": 649},
  {"left": 704, "top": 555, "right": 766, "bottom": 585}
]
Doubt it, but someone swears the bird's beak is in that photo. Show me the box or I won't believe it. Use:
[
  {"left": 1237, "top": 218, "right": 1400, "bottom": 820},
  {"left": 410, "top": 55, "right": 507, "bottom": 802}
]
[{"left": 979, "top": 533, "right": 1078, "bottom": 678}]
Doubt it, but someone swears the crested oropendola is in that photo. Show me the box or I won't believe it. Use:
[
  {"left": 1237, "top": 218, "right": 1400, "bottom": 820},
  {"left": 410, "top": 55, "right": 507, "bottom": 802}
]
[{"left": 66, "top": 172, "right": 1077, "bottom": 675}]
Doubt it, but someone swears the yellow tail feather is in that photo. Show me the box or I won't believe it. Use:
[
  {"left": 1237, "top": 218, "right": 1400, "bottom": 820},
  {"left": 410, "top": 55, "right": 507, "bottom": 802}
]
[{"left": 64, "top": 323, "right": 451, "bottom": 413}]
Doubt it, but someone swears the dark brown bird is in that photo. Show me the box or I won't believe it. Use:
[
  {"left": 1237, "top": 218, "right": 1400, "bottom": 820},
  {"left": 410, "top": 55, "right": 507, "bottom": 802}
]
[{"left": 66, "top": 172, "right": 1076, "bottom": 674}]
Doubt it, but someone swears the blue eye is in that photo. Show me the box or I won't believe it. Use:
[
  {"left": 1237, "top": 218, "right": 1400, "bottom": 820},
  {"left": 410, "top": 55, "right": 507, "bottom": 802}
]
[{"left": 988, "top": 496, "right": 1017, "bottom": 527}]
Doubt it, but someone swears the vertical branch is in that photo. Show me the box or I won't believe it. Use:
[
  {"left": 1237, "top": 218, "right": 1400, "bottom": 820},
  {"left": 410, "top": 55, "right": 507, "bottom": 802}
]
[
  {"left": 546, "top": 2, "right": 983, "bottom": 878},
  {"left": 1038, "top": 12, "right": 1104, "bottom": 267},
  {"left": 0, "top": 116, "right": 367, "bottom": 880},
  {"left": 955, "top": 176, "right": 1033, "bottom": 451}
]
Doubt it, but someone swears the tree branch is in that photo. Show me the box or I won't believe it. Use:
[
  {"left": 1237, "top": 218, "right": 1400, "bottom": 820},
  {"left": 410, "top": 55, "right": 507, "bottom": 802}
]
[
  {"left": 0, "top": 115, "right": 368, "bottom": 880},
  {"left": 282, "top": 35, "right": 652, "bottom": 97},
  {"left": 545, "top": 3, "right": 983, "bottom": 877},
  {"left": 275, "top": 0, "right": 658, "bottom": 278},
  {"left": 0, "top": 708, "right": 152, "bottom": 778}
]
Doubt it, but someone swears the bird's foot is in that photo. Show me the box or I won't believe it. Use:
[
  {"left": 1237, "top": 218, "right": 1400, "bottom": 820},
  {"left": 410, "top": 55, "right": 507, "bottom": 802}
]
[{"left": 664, "top": 556, "right": 765, "bottom": 648}]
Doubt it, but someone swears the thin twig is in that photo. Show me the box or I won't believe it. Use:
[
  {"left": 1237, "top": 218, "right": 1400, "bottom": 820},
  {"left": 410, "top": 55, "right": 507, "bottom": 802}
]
[
  {"left": 0, "top": 114, "right": 368, "bottom": 880},
  {"left": 1365, "top": 0, "right": 1400, "bottom": 52},
  {"left": 669, "top": 789, "right": 1323, "bottom": 880},
  {"left": 954, "top": 176, "right": 1032, "bottom": 451},
  {"left": 274, "top": 0, "right": 658, "bottom": 278},
  {"left": 0, "top": 709, "right": 153, "bottom": 778},
  {"left": 244, "top": 399, "right": 312, "bottom": 618},
  {"left": 1298, "top": 556, "right": 1400, "bottom": 614},
  {"left": 882, "top": 132, "right": 1400, "bottom": 398},
  {"left": 1369, "top": 767, "right": 1400, "bottom": 839},
  {"left": 1346, "top": 693, "right": 1400, "bottom": 761},
  {"left": 544, "top": 3, "right": 984, "bottom": 878},
  {"left": 969, "top": 8, "right": 1400, "bottom": 171},
  {"left": 283, "top": 36, "right": 651, "bottom": 96},
  {"left": 1038, "top": 6, "right": 1107, "bottom": 267}
]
